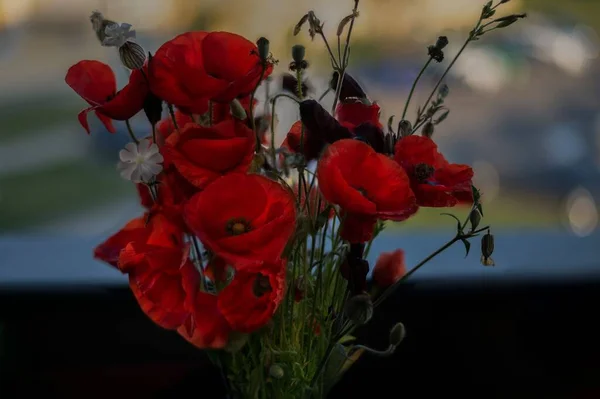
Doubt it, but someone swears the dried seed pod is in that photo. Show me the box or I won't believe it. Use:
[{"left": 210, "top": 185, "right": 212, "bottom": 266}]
[
  {"left": 119, "top": 41, "right": 146, "bottom": 70},
  {"left": 422, "top": 121, "right": 435, "bottom": 138},
  {"left": 481, "top": 230, "right": 495, "bottom": 266},
  {"left": 398, "top": 120, "right": 412, "bottom": 137}
]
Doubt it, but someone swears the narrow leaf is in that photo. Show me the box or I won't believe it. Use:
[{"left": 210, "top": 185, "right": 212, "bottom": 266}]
[
  {"left": 461, "top": 238, "right": 471, "bottom": 257},
  {"left": 337, "top": 14, "right": 354, "bottom": 36}
]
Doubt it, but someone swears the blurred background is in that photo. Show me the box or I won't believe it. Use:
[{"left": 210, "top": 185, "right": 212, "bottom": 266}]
[{"left": 1, "top": 0, "right": 600, "bottom": 285}]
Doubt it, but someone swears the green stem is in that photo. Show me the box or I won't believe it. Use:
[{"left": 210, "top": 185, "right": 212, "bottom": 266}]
[
  {"left": 125, "top": 119, "right": 139, "bottom": 144},
  {"left": 319, "top": 32, "right": 340, "bottom": 69},
  {"left": 250, "top": 64, "right": 267, "bottom": 152},
  {"left": 331, "top": 0, "right": 360, "bottom": 113},
  {"left": 401, "top": 58, "right": 433, "bottom": 121},
  {"left": 374, "top": 236, "right": 460, "bottom": 307}
]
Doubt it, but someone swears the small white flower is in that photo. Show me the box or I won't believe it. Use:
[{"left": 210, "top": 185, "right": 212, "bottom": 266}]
[
  {"left": 117, "top": 139, "right": 163, "bottom": 183},
  {"left": 103, "top": 22, "right": 136, "bottom": 48}
]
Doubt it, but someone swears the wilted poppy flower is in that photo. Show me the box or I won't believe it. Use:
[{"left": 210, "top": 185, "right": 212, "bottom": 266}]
[
  {"left": 65, "top": 60, "right": 148, "bottom": 133},
  {"left": 120, "top": 240, "right": 199, "bottom": 332},
  {"left": 281, "top": 120, "right": 323, "bottom": 163},
  {"left": 372, "top": 249, "right": 406, "bottom": 287},
  {"left": 177, "top": 291, "right": 232, "bottom": 349},
  {"left": 161, "top": 120, "right": 255, "bottom": 188},
  {"left": 149, "top": 31, "right": 272, "bottom": 114},
  {"left": 394, "top": 135, "right": 474, "bottom": 207},
  {"left": 184, "top": 173, "right": 297, "bottom": 268},
  {"left": 336, "top": 101, "right": 383, "bottom": 131},
  {"left": 317, "top": 139, "right": 418, "bottom": 243},
  {"left": 218, "top": 259, "right": 286, "bottom": 333}
]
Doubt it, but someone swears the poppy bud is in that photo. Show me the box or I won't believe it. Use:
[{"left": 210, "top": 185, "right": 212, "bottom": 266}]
[
  {"left": 481, "top": 231, "right": 495, "bottom": 266},
  {"left": 225, "top": 331, "right": 249, "bottom": 353},
  {"left": 398, "top": 120, "right": 412, "bottom": 137},
  {"left": 435, "top": 36, "right": 449, "bottom": 50},
  {"left": 230, "top": 99, "right": 248, "bottom": 120},
  {"left": 389, "top": 322, "right": 406, "bottom": 347},
  {"left": 292, "top": 44, "right": 306, "bottom": 64},
  {"left": 438, "top": 84, "right": 450, "bottom": 99},
  {"left": 469, "top": 209, "right": 482, "bottom": 231},
  {"left": 269, "top": 364, "right": 285, "bottom": 379},
  {"left": 119, "top": 41, "right": 146, "bottom": 70},
  {"left": 256, "top": 37, "right": 270, "bottom": 61},
  {"left": 422, "top": 121, "right": 435, "bottom": 138},
  {"left": 344, "top": 294, "right": 373, "bottom": 325},
  {"left": 143, "top": 92, "right": 163, "bottom": 127}
]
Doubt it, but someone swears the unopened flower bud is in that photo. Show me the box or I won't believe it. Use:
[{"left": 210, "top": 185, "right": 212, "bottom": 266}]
[
  {"left": 438, "top": 84, "right": 450, "bottom": 99},
  {"left": 398, "top": 120, "right": 412, "bottom": 137},
  {"left": 469, "top": 209, "right": 482, "bottom": 231},
  {"left": 422, "top": 122, "right": 435, "bottom": 138},
  {"left": 292, "top": 44, "right": 306, "bottom": 64},
  {"left": 230, "top": 99, "right": 248, "bottom": 120},
  {"left": 269, "top": 364, "right": 285, "bottom": 379},
  {"left": 389, "top": 322, "right": 406, "bottom": 347},
  {"left": 481, "top": 230, "right": 495, "bottom": 266},
  {"left": 119, "top": 41, "right": 146, "bottom": 70},
  {"left": 494, "top": 14, "right": 527, "bottom": 28},
  {"left": 344, "top": 294, "right": 373, "bottom": 325},
  {"left": 256, "top": 37, "right": 270, "bottom": 61},
  {"left": 435, "top": 36, "right": 449, "bottom": 50},
  {"left": 225, "top": 331, "right": 249, "bottom": 353}
]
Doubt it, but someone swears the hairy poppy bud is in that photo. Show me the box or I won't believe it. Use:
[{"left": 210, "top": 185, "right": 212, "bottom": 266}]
[
  {"left": 422, "top": 121, "right": 435, "bottom": 138},
  {"left": 344, "top": 294, "right": 373, "bottom": 325},
  {"left": 119, "top": 41, "right": 146, "bottom": 70},
  {"left": 469, "top": 209, "right": 482, "bottom": 231},
  {"left": 225, "top": 331, "right": 249, "bottom": 353},
  {"left": 389, "top": 322, "right": 406, "bottom": 347},
  {"left": 257, "top": 37, "right": 270, "bottom": 61},
  {"left": 230, "top": 99, "right": 248, "bottom": 120},
  {"left": 269, "top": 364, "right": 285, "bottom": 379},
  {"left": 398, "top": 120, "right": 412, "bottom": 137},
  {"left": 481, "top": 230, "right": 495, "bottom": 266}
]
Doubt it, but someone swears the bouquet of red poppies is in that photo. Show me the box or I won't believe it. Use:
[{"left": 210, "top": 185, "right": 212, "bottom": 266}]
[{"left": 66, "top": 1, "right": 523, "bottom": 397}]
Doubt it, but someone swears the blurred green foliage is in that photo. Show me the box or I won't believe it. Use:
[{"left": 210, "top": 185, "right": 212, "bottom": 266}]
[{"left": 524, "top": 0, "right": 600, "bottom": 29}]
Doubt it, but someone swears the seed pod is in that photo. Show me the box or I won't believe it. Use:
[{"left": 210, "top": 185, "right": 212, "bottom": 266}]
[
  {"left": 256, "top": 37, "right": 270, "bottom": 61},
  {"left": 344, "top": 294, "right": 373, "bottom": 325},
  {"left": 119, "top": 41, "right": 146, "bottom": 70},
  {"left": 435, "top": 36, "right": 449, "bottom": 50},
  {"left": 292, "top": 44, "right": 306, "bottom": 64},
  {"left": 481, "top": 231, "right": 495, "bottom": 266},
  {"left": 389, "top": 322, "right": 406, "bottom": 347}
]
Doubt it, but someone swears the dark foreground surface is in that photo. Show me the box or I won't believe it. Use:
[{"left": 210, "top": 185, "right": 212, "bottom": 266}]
[{"left": 1, "top": 276, "right": 599, "bottom": 398}]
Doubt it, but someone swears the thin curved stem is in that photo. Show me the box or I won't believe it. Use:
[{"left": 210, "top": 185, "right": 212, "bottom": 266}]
[
  {"left": 401, "top": 58, "right": 432, "bottom": 121},
  {"left": 125, "top": 119, "right": 139, "bottom": 144}
]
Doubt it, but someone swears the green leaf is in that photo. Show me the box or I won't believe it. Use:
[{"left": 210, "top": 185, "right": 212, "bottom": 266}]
[
  {"left": 441, "top": 213, "right": 462, "bottom": 234},
  {"left": 460, "top": 238, "right": 471, "bottom": 257},
  {"left": 471, "top": 185, "right": 484, "bottom": 217}
]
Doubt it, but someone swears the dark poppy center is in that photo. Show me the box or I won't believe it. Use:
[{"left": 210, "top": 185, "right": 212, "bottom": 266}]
[
  {"left": 413, "top": 163, "right": 435, "bottom": 183},
  {"left": 356, "top": 187, "right": 368, "bottom": 197},
  {"left": 253, "top": 274, "right": 272, "bottom": 297},
  {"left": 226, "top": 218, "right": 252, "bottom": 236}
]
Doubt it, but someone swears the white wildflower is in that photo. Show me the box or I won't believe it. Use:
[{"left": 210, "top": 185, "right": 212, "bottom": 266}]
[
  {"left": 117, "top": 139, "right": 163, "bottom": 183},
  {"left": 103, "top": 22, "right": 137, "bottom": 48}
]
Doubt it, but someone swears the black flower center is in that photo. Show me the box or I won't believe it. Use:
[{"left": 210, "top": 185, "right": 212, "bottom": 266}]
[
  {"left": 226, "top": 218, "right": 252, "bottom": 236},
  {"left": 413, "top": 163, "right": 435, "bottom": 183},
  {"left": 253, "top": 274, "right": 272, "bottom": 297}
]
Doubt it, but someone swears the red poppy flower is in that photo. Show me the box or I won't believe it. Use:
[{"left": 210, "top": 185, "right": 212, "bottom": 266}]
[
  {"left": 317, "top": 139, "right": 418, "bottom": 243},
  {"left": 217, "top": 259, "right": 286, "bottom": 333},
  {"left": 184, "top": 173, "right": 297, "bottom": 269},
  {"left": 65, "top": 60, "right": 148, "bottom": 134},
  {"left": 94, "top": 212, "right": 185, "bottom": 270},
  {"left": 336, "top": 101, "right": 383, "bottom": 131},
  {"left": 156, "top": 110, "right": 193, "bottom": 142},
  {"left": 281, "top": 120, "right": 323, "bottom": 162},
  {"left": 177, "top": 291, "right": 232, "bottom": 349},
  {"left": 136, "top": 169, "right": 200, "bottom": 227},
  {"left": 119, "top": 240, "right": 198, "bottom": 332},
  {"left": 372, "top": 249, "right": 406, "bottom": 287},
  {"left": 149, "top": 31, "right": 272, "bottom": 114},
  {"left": 204, "top": 256, "right": 230, "bottom": 283},
  {"left": 161, "top": 120, "right": 255, "bottom": 188},
  {"left": 394, "top": 135, "right": 474, "bottom": 207},
  {"left": 94, "top": 215, "right": 148, "bottom": 268}
]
